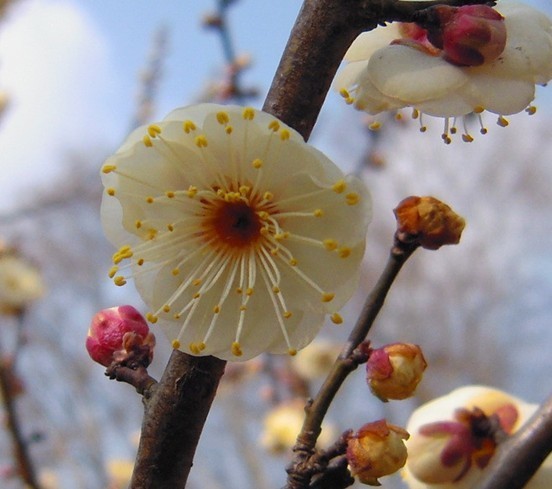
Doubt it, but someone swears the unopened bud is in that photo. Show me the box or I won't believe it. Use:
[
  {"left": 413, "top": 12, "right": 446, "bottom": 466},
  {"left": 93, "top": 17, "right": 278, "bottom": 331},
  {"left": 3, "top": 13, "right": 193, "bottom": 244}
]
[
  {"left": 425, "top": 5, "right": 507, "bottom": 66},
  {"left": 394, "top": 196, "right": 465, "bottom": 250},
  {"left": 86, "top": 305, "right": 155, "bottom": 368},
  {"left": 347, "top": 420, "right": 409, "bottom": 486},
  {"left": 367, "top": 343, "right": 427, "bottom": 401}
]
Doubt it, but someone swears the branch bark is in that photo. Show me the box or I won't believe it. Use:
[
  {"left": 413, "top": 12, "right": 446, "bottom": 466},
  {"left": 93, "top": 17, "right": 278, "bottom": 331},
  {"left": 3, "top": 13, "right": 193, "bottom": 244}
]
[{"left": 130, "top": 351, "right": 226, "bottom": 488}]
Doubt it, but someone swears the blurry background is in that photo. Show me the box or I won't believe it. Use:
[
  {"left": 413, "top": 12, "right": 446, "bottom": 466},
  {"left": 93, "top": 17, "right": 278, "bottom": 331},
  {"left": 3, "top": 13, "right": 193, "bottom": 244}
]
[{"left": 0, "top": 0, "right": 551, "bottom": 487}]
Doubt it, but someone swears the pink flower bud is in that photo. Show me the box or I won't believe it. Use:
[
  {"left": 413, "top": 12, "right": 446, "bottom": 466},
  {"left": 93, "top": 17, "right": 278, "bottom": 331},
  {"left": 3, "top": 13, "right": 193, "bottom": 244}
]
[
  {"left": 86, "top": 305, "right": 155, "bottom": 367},
  {"left": 367, "top": 343, "right": 427, "bottom": 401},
  {"left": 426, "top": 5, "right": 507, "bottom": 66},
  {"left": 347, "top": 420, "right": 409, "bottom": 486}
]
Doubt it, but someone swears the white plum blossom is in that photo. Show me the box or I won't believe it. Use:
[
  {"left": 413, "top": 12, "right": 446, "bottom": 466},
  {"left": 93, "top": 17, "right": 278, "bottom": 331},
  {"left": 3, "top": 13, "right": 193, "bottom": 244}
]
[
  {"left": 0, "top": 251, "right": 45, "bottom": 314},
  {"left": 402, "top": 385, "right": 552, "bottom": 489},
  {"left": 101, "top": 104, "right": 371, "bottom": 361},
  {"left": 335, "top": 1, "right": 552, "bottom": 142}
]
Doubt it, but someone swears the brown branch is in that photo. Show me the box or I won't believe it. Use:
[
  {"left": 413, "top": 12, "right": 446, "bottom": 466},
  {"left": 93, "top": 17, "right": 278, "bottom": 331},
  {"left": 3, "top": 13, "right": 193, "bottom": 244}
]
[
  {"left": 130, "top": 350, "right": 226, "bottom": 488},
  {"left": 286, "top": 238, "right": 418, "bottom": 489},
  {"left": 0, "top": 357, "right": 42, "bottom": 489},
  {"left": 474, "top": 394, "right": 552, "bottom": 489}
]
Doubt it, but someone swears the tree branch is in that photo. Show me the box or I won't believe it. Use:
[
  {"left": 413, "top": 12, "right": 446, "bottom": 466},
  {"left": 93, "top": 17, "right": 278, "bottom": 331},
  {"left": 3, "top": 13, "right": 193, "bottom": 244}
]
[
  {"left": 475, "top": 394, "right": 552, "bottom": 489},
  {"left": 130, "top": 351, "right": 226, "bottom": 488},
  {"left": 286, "top": 238, "right": 418, "bottom": 489}
]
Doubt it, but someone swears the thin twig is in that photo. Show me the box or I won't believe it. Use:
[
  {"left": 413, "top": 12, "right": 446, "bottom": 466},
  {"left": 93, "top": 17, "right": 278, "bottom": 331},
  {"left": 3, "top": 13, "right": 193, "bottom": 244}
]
[
  {"left": 285, "top": 238, "right": 417, "bottom": 489},
  {"left": 475, "top": 394, "right": 552, "bottom": 489},
  {"left": 0, "top": 331, "right": 42, "bottom": 489}
]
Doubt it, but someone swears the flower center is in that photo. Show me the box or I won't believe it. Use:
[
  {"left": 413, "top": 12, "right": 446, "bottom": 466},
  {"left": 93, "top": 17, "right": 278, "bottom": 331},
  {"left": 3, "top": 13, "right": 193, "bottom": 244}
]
[{"left": 208, "top": 200, "right": 262, "bottom": 249}]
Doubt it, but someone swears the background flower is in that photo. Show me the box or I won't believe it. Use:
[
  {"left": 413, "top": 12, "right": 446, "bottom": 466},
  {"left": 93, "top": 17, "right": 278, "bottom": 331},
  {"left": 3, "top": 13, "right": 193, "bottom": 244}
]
[
  {"left": 101, "top": 104, "right": 371, "bottom": 360},
  {"left": 335, "top": 1, "right": 552, "bottom": 142}
]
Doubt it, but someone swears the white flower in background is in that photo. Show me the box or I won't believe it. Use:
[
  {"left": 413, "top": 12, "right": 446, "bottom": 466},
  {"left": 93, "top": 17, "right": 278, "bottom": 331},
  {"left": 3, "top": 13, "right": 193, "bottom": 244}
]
[
  {"left": 260, "top": 399, "right": 336, "bottom": 454},
  {"left": 403, "top": 385, "right": 552, "bottom": 489},
  {"left": 0, "top": 251, "right": 45, "bottom": 314},
  {"left": 335, "top": 1, "right": 552, "bottom": 143},
  {"left": 101, "top": 104, "right": 371, "bottom": 361}
]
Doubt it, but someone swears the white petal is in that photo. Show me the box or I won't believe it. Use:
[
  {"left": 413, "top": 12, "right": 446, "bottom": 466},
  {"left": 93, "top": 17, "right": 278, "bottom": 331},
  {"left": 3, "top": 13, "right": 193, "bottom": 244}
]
[
  {"left": 344, "top": 24, "right": 401, "bottom": 61},
  {"left": 367, "top": 45, "right": 468, "bottom": 104}
]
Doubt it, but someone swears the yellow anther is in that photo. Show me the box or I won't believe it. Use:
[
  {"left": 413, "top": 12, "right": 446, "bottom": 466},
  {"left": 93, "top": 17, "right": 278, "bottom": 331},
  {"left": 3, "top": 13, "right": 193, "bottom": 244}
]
[
  {"left": 242, "top": 107, "right": 255, "bottom": 120},
  {"left": 198, "top": 342, "right": 206, "bottom": 352},
  {"left": 147, "top": 124, "right": 162, "bottom": 137},
  {"left": 339, "top": 88, "right": 350, "bottom": 99},
  {"left": 289, "top": 258, "right": 298, "bottom": 266},
  {"left": 270, "top": 247, "right": 279, "bottom": 256},
  {"left": 313, "top": 209, "right": 323, "bottom": 217},
  {"left": 419, "top": 125, "right": 427, "bottom": 133},
  {"left": 258, "top": 211, "right": 270, "bottom": 220},
  {"left": 252, "top": 158, "right": 263, "bottom": 169},
  {"left": 369, "top": 121, "right": 382, "bottom": 131},
  {"left": 323, "top": 239, "right": 338, "bottom": 251},
  {"left": 213, "top": 305, "right": 221, "bottom": 314},
  {"left": 189, "top": 343, "right": 200, "bottom": 354},
  {"left": 240, "top": 305, "right": 247, "bottom": 311},
  {"left": 183, "top": 120, "right": 196, "bottom": 133},
  {"left": 172, "top": 339, "right": 181, "bottom": 349},
  {"left": 275, "top": 233, "right": 286, "bottom": 241},
  {"left": 195, "top": 135, "right": 208, "bottom": 147},
  {"left": 322, "top": 292, "right": 335, "bottom": 303},
  {"left": 172, "top": 268, "right": 180, "bottom": 276},
  {"left": 473, "top": 105, "right": 485, "bottom": 114},
  {"left": 232, "top": 342, "right": 243, "bottom": 357},
  {"left": 225, "top": 126, "right": 233, "bottom": 134},
  {"left": 345, "top": 192, "right": 360, "bottom": 205},
  {"left": 102, "top": 164, "right": 117, "bottom": 174},
  {"left": 142, "top": 135, "right": 153, "bottom": 147},
  {"left": 236, "top": 287, "right": 243, "bottom": 294},
  {"left": 239, "top": 185, "right": 250, "bottom": 196},
  {"left": 260, "top": 227, "right": 270, "bottom": 236},
  {"left": 497, "top": 116, "right": 509, "bottom": 127},
  {"left": 146, "top": 196, "right": 154, "bottom": 204},
  {"left": 216, "top": 111, "right": 230, "bottom": 125},
  {"left": 186, "top": 186, "right": 198, "bottom": 198},
  {"left": 193, "top": 292, "right": 201, "bottom": 299},
  {"left": 112, "top": 246, "right": 133, "bottom": 264},
  {"left": 330, "top": 312, "right": 343, "bottom": 325},
  {"left": 263, "top": 191, "right": 274, "bottom": 201},
  {"left": 167, "top": 224, "right": 174, "bottom": 232},
  {"left": 137, "top": 258, "right": 144, "bottom": 266},
  {"left": 462, "top": 134, "right": 474, "bottom": 143},
  {"left": 283, "top": 311, "right": 292, "bottom": 319},
  {"left": 108, "top": 266, "right": 118, "bottom": 279},
  {"left": 526, "top": 105, "right": 537, "bottom": 115},
  {"left": 107, "top": 188, "right": 116, "bottom": 196},
  {"left": 246, "top": 287, "right": 254, "bottom": 296},
  {"left": 192, "top": 278, "right": 202, "bottom": 286},
  {"left": 173, "top": 313, "right": 181, "bottom": 319},
  {"left": 279, "top": 129, "right": 290, "bottom": 140},
  {"left": 114, "top": 276, "right": 126, "bottom": 286},
  {"left": 165, "top": 191, "right": 175, "bottom": 198},
  {"left": 288, "top": 348, "right": 297, "bottom": 356},
  {"left": 332, "top": 179, "right": 346, "bottom": 194},
  {"left": 135, "top": 220, "right": 142, "bottom": 229},
  {"left": 338, "top": 247, "right": 351, "bottom": 258},
  {"left": 268, "top": 120, "right": 280, "bottom": 132},
  {"left": 147, "top": 228, "right": 158, "bottom": 240},
  {"left": 146, "top": 313, "right": 158, "bottom": 324},
  {"left": 162, "top": 304, "right": 171, "bottom": 313},
  {"left": 411, "top": 109, "right": 420, "bottom": 119},
  {"left": 272, "top": 285, "right": 280, "bottom": 293}
]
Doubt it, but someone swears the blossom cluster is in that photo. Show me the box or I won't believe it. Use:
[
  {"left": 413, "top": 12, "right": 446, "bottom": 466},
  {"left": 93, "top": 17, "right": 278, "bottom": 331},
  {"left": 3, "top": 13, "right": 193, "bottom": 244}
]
[{"left": 335, "top": 1, "right": 552, "bottom": 142}]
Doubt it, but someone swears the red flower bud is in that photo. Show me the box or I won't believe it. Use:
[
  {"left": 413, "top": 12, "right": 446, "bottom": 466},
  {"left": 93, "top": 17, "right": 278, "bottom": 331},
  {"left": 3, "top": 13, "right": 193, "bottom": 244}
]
[
  {"left": 86, "top": 305, "right": 155, "bottom": 367},
  {"left": 367, "top": 343, "right": 427, "bottom": 401},
  {"left": 347, "top": 420, "right": 409, "bottom": 486},
  {"left": 425, "top": 5, "right": 507, "bottom": 66}
]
